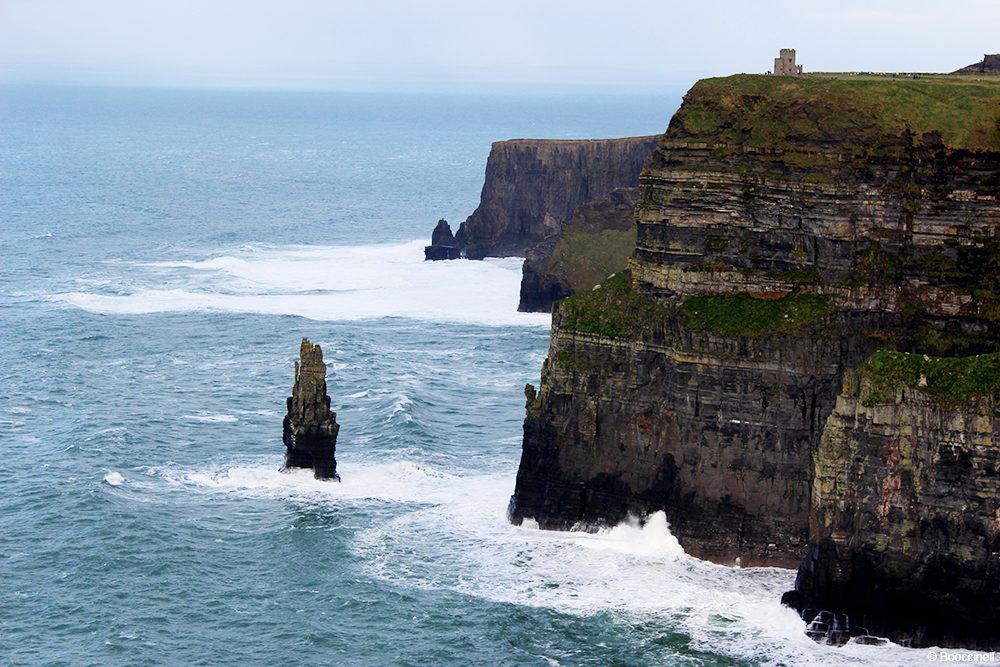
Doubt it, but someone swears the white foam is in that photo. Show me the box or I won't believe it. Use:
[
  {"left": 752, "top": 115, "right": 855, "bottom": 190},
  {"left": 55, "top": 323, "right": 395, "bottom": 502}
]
[
  {"left": 348, "top": 477, "right": 947, "bottom": 667},
  {"left": 387, "top": 394, "right": 414, "bottom": 422},
  {"left": 52, "top": 240, "right": 551, "bottom": 327},
  {"left": 104, "top": 471, "right": 125, "bottom": 486},
  {"left": 151, "top": 454, "right": 950, "bottom": 665},
  {"left": 158, "top": 457, "right": 458, "bottom": 505},
  {"left": 183, "top": 413, "right": 239, "bottom": 423}
]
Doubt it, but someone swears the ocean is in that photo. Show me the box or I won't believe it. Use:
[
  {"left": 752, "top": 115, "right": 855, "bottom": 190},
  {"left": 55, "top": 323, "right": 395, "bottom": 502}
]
[{"left": 0, "top": 84, "right": 938, "bottom": 665}]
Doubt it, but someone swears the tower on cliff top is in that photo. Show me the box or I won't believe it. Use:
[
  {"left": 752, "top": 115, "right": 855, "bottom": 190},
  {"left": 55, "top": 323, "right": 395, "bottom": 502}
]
[{"left": 773, "top": 49, "right": 803, "bottom": 76}]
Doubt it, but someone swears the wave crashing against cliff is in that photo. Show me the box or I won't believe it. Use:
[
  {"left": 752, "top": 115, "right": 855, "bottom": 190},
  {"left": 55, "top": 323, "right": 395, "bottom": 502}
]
[{"left": 509, "top": 73, "right": 1000, "bottom": 650}]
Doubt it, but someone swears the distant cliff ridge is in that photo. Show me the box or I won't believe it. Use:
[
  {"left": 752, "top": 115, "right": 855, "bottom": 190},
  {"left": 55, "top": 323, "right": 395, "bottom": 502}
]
[
  {"left": 953, "top": 53, "right": 1000, "bottom": 75},
  {"left": 509, "top": 73, "right": 1000, "bottom": 647},
  {"left": 457, "top": 137, "right": 656, "bottom": 260}
]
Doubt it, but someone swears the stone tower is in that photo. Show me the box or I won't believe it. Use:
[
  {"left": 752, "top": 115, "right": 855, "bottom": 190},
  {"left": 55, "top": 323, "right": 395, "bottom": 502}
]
[
  {"left": 281, "top": 338, "right": 340, "bottom": 480},
  {"left": 773, "top": 48, "right": 803, "bottom": 76}
]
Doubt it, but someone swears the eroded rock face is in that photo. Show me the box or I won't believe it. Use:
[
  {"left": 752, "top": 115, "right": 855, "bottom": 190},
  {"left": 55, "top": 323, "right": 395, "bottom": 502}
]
[
  {"left": 282, "top": 338, "right": 340, "bottom": 480},
  {"left": 788, "top": 374, "right": 1000, "bottom": 649},
  {"left": 511, "top": 302, "right": 887, "bottom": 567},
  {"left": 456, "top": 137, "right": 657, "bottom": 259}
]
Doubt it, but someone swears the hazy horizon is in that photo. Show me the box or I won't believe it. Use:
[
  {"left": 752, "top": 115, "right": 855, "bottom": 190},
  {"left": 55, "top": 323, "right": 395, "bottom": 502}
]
[{"left": 1, "top": 0, "right": 998, "bottom": 93}]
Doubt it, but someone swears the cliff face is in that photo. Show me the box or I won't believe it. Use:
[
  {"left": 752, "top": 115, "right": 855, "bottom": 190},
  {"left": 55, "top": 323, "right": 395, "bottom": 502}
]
[
  {"left": 791, "top": 361, "right": 1000, "bottom": 649},
  {"left": 458, "top": 137, "right": 657, "bottom": 260},
  {"left": 510, "top": 74, "right": 1000, "bottom": 588},
  {"left": 518, "top": 187, "right": 638, "bottom": 313},
  {"left": 513, "top": 289, "right": 880, "bottom": 566}
]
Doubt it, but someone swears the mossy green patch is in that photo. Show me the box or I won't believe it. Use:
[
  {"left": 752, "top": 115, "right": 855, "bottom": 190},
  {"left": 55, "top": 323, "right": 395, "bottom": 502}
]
[
  {"left": 681, "top": 292, "right": 835, "bottom": 336},
  {"left": 673, "top": 74, "right": 1000, "bottom": 152},
  {"left": 859, "top": 350, "right": 1000, "bottom": 407},
  {"left": 547, "top": 227, "right": 636, "bottom": 294},
  {"left": 558, "top": 271, "right": 672, "bottom": 340}
]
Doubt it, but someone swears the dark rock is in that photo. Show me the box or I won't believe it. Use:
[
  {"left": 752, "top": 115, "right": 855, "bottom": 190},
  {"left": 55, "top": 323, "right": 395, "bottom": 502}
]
[
  {"left": 509, "top": 75, "right": 1000, "bottom": 642},
  {"left": 452, "top": 137, "right": 657, "bottom": 259},
  {"left": 787, "top": 375, "right": 1000, "bottom": 650},
  {"left": 952, "top": 54, "right": 1000, "bottom": 74},
  {"left": 424, "top": 219, "right": 463, "bottom": 261},
  {"left": 509, "top": 305, "right": 884, "bottom": 567},
  {"left": 424, "top": 244, "right": 462, "bottom": 261},
  {"left": 518, "top": 188, "right": 639, "bottom": 312},
  {"left": 431, "top": 218, "right": 456, "bottom": 247},
  {"left": 518, "top": 236, "right": 571, "bottom": 313},
  {"left": 281, "top": 338, "right": 340, "bottom": 480}
]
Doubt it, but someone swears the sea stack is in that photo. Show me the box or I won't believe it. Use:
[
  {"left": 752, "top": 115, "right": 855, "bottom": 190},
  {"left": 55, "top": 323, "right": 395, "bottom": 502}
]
[
  {"left": 282, "top": 338, "right": 340, "bottom": 480},
  {"left": 424, "top": 218, "right": 462, "bottom": 260}
]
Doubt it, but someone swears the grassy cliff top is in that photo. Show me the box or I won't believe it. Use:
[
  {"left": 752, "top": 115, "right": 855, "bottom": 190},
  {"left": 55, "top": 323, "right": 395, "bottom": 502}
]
[
  {"left": 859, "top": 350, "right": 1000, "bottom": 406},
  {"left": 671, "top": 74, "right": 1000, "bottom": 151},
  {"left": 558, "top": 271, "right": 672, "bottom": 340}
]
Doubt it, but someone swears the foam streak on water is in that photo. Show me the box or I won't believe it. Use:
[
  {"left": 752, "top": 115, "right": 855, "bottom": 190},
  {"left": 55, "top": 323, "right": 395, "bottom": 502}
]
[{"left": 52, "top": 240, "right": 551, "bottom": 327}]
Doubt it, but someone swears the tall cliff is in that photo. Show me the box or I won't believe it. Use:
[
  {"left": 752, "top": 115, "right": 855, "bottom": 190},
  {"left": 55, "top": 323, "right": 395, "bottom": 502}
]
[
  {"left": 457, "top": 137, "right": 656, "bottom": 260},
  {"left": 791, "top": 355, "right": 1000, "bottom": 649},
  {"left": 510, "top": 72, "right": 1000, "bottom": 619}
]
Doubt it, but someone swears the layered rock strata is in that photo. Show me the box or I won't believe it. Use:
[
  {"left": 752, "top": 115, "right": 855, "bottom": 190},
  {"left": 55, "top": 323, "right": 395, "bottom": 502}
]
[
  {"left": 788, "top": 364, "right": 1000, "bottom": 649},
  {"left": 282, "top": 338, "right": 340, "bottom": 480},
  {"left": 509, "top": 74, "right": 1000, "bottom": 642},
  {"left": 455, "top": 137, "right": 657, "bottom": 260}
]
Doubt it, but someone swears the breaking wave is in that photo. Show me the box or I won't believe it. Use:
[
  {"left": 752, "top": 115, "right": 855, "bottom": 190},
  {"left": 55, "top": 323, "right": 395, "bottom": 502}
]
[
  {"left": 51, "top": 240, "right": 550, "bottom": 327},
  {"left": 147, "top": 455, "right": 950, "bottom": 666}
]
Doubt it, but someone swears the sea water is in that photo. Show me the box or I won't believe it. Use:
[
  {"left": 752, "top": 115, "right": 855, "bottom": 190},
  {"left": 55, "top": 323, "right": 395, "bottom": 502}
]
[{"left": 0, "top": 85, "right": 946, "bottom": 665}]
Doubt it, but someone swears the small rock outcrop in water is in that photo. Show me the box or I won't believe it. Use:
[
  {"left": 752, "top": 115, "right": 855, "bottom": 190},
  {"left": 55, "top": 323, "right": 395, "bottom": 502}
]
[
  {"left": 282, "top": 338, "right": 340, "bottom": 480},
  {"left": 424, "top": 218, "right": 462, "bottom": 260}
]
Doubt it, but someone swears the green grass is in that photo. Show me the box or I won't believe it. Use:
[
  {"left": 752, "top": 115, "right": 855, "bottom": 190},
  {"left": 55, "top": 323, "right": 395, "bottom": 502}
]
[
  {"left": 859, "top": 350, "right": 1000, "bottom": 407},
  {"left": 673, "top": 74, "right": 1000, "bottom": 152},
  {"left": 547, "top": 227, "right": 636, "bottom": 293},
  {"left": 558, "top": 271, "right": 671, "bottom": 340},
  {"left": 681, "top": 292, "right": 835, "bottom": 336}
]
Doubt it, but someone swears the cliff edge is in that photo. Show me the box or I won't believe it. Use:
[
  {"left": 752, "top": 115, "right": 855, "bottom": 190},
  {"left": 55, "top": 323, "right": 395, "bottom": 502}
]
[
  {"left": 509, "top": 73, "right": 1000, "bottom": 646},
  {"left": 790, "top": 355, "right": 1000, "bottom": 649}
]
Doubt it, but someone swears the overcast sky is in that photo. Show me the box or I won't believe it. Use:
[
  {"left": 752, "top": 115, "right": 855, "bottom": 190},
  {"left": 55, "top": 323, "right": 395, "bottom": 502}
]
[{"left": 1, "top": 0, "right": 997, "bottom": 91}]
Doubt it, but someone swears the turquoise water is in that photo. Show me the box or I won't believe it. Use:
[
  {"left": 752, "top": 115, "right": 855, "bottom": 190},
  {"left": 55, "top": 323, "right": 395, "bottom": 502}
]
[{"left": 1, "top": 85, "right": 924, "bottom": 666}]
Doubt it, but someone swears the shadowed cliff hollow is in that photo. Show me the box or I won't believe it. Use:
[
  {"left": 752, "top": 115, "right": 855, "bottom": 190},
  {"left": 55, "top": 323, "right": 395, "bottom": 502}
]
[{"left": 509, "top": 73, "right": 1000, "bottom": 648}]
